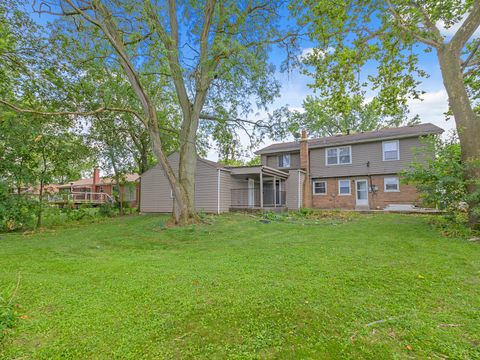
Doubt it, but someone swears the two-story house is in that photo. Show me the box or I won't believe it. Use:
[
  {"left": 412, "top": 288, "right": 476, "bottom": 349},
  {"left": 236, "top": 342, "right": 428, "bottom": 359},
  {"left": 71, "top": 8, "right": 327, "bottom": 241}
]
[
  {"left": 256, "top": 123, "right": 443, "bottom": 210},
  {"left": 139, "top": 123, "right": 443, "bottom": 213}
]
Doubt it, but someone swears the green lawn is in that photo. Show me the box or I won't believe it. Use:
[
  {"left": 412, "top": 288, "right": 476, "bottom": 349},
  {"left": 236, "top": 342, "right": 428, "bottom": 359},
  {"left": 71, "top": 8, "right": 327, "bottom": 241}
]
[{"left": 0, "top": 213, "right": 479, "bottom": 359}]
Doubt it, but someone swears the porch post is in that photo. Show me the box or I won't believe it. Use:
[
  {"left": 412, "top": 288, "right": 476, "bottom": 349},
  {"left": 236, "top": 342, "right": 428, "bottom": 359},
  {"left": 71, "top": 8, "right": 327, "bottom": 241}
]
[
  {"left": 279, "top": 180, "right": 282, "bottom": 206},
  {"left": 260, "top": 172, "right": 264, "bottom": 208},
  {"left": 273, "top": 175, "right": 277, "bottom": 208}
]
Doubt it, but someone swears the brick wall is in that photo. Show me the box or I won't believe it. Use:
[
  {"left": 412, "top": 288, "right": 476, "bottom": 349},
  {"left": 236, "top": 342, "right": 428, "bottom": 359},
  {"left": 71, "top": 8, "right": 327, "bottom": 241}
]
[{"left": 311, "top": 175, "right": 420, "bottom": 210}]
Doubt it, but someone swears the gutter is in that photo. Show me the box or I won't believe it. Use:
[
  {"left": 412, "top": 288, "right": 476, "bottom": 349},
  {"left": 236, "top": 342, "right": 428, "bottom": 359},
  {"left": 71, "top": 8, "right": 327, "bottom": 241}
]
[{"left": 255, "top": 132, "right": 443, "bottom": 155}]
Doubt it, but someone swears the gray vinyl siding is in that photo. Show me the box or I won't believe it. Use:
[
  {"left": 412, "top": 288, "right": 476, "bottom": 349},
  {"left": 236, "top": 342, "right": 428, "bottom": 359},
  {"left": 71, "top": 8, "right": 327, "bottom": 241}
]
[
  {"left": 194, "top": 160, "right": 220, "bottom": 213},
  {"left": 286, "top": 170, "right": 305, "bottom": 210},
  {"left": 310, "top": 137, "right": 430, "bottom": 178},
  {"left": 140, "top": 153, "right": 180, "bottom": 213},
  {"left": 217, "top": 169, "right": 231, "bottom": 213},
  {"left": 140, "top": 152, "right": 227, "bottom": 214},
  {"left": 264, "top": 152, "right": 301, "bottom": 170}
]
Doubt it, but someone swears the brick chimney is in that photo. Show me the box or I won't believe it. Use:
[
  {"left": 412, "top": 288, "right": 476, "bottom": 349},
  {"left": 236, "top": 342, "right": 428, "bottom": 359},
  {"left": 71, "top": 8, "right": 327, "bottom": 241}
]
[
  {"left": 300, "top": 130, "right": 312, "bottom": 208},
  {"left": 93, "top": 168, "right": 100, "bottom": 186}
]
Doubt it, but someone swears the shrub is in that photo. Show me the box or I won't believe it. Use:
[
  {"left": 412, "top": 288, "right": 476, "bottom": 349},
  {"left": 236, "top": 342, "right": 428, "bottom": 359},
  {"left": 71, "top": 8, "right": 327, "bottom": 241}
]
[
  {"left": 428, "top": 215, "right": 475, "bottom": 238},
  {"left": 99, "top": 203, "right": 117, "bottom": 217},
  {"left": 403, "top": 134, "right": 480, "bottom": 234},
  {"left": 0, "top": 183, "right": 37, "bottom": 232}
]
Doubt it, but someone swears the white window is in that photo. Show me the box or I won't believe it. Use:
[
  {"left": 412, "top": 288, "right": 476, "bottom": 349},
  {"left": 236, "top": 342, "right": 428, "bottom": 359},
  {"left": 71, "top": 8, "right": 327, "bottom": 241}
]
[
  {"left": 384, "top": 177, "right": 400, "bottom": 192},
  {"left": 170, "top": 189, "right": 175, "bottom": 198},
  {"left": 338, "top": 180, "right": 351, "bottom": 195},
  {"left": 383, "top": 140, "right": 400, "bottom": 161},
  {"left": 326, "top": 146, "right": 351, "bottom": 165},
  {"left": 278, "top": 154, "right": 291, "bottom": 168},
  {"left": 313, "top": 180, "right": 327, "bottom": 195},
  {"left": 124, "top": 184, "right": 136, "bottom": 201}
]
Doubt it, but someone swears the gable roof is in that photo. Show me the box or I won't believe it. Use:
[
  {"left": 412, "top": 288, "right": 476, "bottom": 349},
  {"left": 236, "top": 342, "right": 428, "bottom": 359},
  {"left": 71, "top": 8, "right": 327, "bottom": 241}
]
[
  {"left": 140, "top": 152, "right": 230, "bottom": 177},
  {"left": 57, "top": 173, "right": 139, "bottom": 188},
  {"left": 198, "top": 156, "right": 230, "bottom": 170},
  {"left": 255, "top": 123, "right": 444, "bottom": 155}
]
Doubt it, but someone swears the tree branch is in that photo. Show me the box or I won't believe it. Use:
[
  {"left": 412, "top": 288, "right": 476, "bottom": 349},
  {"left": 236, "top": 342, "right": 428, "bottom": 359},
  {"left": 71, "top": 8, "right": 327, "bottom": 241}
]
[
  {"left": 462, "top": 38, "right": 480, "bottom": 70},
  {"left": 144, "top": 0, "right": 192, "bottom": 116},
  {"left": 450, "top": 0, "right": 480, "bottom": 53},
  {"left": 200, "top": 113, "right": 271, "bottom": 128},
  {"left": 0, "top": 99, "right": 146, "bottom": 122},
  {"left": 409, "top": 1, "right": 443, "bottom": 43},
  {"left": 385, "top": 0, "right": 441, "bottom": 48}
]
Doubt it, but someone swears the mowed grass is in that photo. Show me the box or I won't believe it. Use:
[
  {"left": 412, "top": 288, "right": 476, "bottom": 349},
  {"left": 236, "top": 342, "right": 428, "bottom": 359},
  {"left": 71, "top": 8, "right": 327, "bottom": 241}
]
[{"left": 0, "top": 213, "right": 479, "bottom": 359}]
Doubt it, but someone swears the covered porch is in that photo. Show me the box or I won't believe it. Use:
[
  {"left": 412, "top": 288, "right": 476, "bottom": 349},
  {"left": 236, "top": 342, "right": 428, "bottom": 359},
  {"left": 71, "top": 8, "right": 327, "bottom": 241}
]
[{"left": 228, "top": 165, "right": 289, "bottom": 210}]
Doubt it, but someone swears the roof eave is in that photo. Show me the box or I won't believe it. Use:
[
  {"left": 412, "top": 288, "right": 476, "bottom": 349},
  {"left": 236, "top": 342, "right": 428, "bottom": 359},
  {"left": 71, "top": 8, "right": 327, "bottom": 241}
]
[{"left": 255, "top": 130, "right": 443, "bottom": 156}]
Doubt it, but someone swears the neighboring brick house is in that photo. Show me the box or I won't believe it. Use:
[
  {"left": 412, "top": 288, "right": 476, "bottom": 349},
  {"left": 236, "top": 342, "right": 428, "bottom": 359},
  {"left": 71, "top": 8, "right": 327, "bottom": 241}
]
[
  {"left": 55, "top": 168, "right": 140, "bottom": 207},
  {"left": 140, "top": 123, "right": 443, "bottom": 213}
]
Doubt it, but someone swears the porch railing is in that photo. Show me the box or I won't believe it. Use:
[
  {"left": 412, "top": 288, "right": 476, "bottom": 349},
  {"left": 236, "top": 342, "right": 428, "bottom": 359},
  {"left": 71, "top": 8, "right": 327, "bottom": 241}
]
[
  {"left": 230, "top": 188, "right": 286, "bottom": 208},
  {"left": 48, "top": 192, "right": 114, "bottom": 204}
]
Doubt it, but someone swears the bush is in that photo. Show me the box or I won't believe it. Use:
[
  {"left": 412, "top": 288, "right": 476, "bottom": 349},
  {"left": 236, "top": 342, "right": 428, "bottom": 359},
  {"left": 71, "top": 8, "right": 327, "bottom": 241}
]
[
  {"left": 402, "top": 134, "right": 480, "bottom": 234},
  {"left": 428, "top": 215, "right": 475, "bottom": 238},
  {"left": 0, "top": 183, "right": 37, "bottom": 232},
  {"left": 99, "top": 203, "right": 117, "bottom": 217}
]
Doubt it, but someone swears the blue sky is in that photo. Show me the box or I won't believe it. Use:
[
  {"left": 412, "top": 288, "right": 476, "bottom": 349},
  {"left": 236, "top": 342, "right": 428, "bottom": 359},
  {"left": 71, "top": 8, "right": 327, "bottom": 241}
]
[
  {"left": 27, "top": 5, "right": 471, "bottom": 161},
  {"left": 207, "top": 10, "right": 477, "bottom": 161},
  {"left": 220, "top": 46, "right": 452, "bottom": 162}
]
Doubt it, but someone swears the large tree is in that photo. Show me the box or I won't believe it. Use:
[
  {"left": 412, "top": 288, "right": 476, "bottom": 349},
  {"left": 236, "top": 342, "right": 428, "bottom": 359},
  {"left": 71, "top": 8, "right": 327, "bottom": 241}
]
[
  {"left": 0, "top": 113, "right": 93, "bottom": 227},
  {"left": 294, "top": 0, "right": 480, "bottom": 226},
  {"left": 22, "top": 0, "right": 291, "bottom": 224}
]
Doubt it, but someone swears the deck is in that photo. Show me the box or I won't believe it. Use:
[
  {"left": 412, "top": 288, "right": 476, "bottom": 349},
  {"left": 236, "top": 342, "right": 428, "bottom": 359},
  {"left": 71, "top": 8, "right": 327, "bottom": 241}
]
[{"left": 48, "top": 192, "right": 114, "bottom": 205}]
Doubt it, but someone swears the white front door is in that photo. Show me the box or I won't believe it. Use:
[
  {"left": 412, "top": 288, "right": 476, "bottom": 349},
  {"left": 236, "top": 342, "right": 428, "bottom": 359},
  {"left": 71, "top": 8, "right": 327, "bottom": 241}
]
[
  {"left": 248, "top": 178, "right": 255, "bottom": 207},
  {"left": 355, "top": 180, "right": 369, "bottom": 207}
]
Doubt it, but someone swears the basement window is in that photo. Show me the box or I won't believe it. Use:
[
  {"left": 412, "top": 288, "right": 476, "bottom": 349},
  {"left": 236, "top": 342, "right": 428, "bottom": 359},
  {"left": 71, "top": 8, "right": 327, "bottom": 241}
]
[
  {"left": 313, "top": 180, "right": 327, "bottom": 195},
  {"left": 384, "top": 177, "right": 400, "bottom": 192},
  {"left": 338, "top": 180, "right": 351, "bottom": 195}
]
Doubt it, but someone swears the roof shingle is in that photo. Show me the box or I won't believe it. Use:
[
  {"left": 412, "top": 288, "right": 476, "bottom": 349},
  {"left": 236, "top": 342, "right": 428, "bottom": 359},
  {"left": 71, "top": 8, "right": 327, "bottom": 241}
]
[{"left": 255, "top": 123, "right": 443, "bottom": 155}]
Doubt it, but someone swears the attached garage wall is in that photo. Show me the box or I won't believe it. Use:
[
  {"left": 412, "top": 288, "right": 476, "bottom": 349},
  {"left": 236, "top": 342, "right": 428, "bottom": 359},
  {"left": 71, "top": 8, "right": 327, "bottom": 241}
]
[
  {"left": 218, "top": 169, "right": 231, "bottom": 213},
  {"left": 194, "top": 161, "right": 221, "bottom": 213},
  {"left": 140, "top": 153, "right": 231, "bottom": 214},
  {"left": 140, "top": 153, "right": 179, "bottom": 213}
]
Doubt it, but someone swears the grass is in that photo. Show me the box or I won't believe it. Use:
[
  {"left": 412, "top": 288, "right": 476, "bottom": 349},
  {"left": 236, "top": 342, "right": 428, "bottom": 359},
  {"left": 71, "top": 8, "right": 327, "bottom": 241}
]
[{"left": 0, "top": 213, "right": 479, "bottom": 359}]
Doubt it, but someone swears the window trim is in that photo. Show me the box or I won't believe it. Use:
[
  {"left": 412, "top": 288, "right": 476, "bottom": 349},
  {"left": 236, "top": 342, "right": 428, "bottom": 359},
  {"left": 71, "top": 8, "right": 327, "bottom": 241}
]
[
  {"left": 278, "top": 154, "right": 291, "bottom": 168},
  {"left": 312, "top": 180, "right": 327, "bottom": 195},
  {"left": 338, "top": 179, "right": 351, "bottom": 196},
  {"left": 384, "top": 177, "right": 400, "bottom": 192},
  {"left": 382, "top": 140, "right": 400, "bottom": 161},
  {"left": 325, "top": 146, "right": 352, "bottom": 166}
]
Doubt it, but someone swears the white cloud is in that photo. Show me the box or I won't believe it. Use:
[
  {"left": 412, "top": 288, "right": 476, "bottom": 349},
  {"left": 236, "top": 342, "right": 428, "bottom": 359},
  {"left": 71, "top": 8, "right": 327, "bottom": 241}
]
[
  {"left": 407, "top": 89, "right": 455, "bottom": 133},
  {"left": 299, "top": 46, "right": 335, "bottom": 61},
  {"left": 205, "top": 89, "right": 456, "bottom": 161}
]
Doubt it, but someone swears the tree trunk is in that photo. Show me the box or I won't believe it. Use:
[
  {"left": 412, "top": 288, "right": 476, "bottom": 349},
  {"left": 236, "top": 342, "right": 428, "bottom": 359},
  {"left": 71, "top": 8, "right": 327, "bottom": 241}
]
[
  {"left": 116, "top": 177, "right": 124, "bottom": 216},
  {"left": 36, "top": 179, "right": 44, "bottom": 229},
  {"left": 178, "top": 118, "right": 198, "bottom": 223},
  {"left": 148, "top": 124, "right": 193, "bottom": 225},
  {"left": 108, "top": 149, "right": 124, "bottom": 216},
  {"left": 437, "top": 45, "right": 480, "bottom": 227}
]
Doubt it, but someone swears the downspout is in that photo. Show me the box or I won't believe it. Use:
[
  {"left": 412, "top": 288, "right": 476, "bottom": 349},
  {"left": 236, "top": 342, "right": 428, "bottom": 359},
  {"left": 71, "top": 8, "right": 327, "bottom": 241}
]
[
  {"left": 298, "top": 170, "right": 301, "bottom": 209},
  {"left": 217, "top": 169, "right": 221, "bottom": 214}
]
